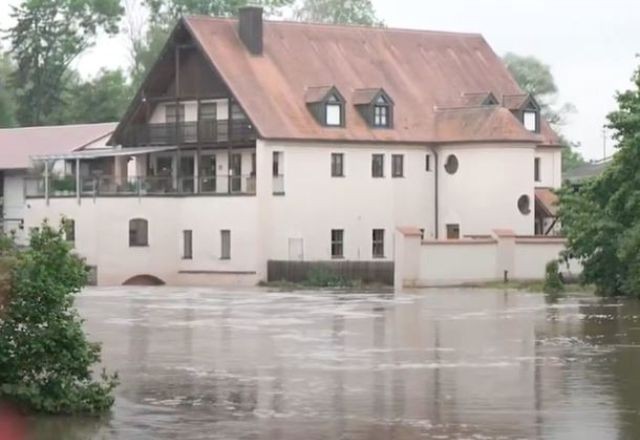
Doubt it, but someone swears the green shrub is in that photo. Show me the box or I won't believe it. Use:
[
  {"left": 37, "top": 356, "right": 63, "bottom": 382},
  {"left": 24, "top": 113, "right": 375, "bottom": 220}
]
[
  {"left": 0, "top": 221, "right": 118, "bottom": 414},
  {"left": 305, "top": 267, "right": 352, "bottom": 288},
  {"left": 543, "top": 260, "right": 565, "bottom": 295}
]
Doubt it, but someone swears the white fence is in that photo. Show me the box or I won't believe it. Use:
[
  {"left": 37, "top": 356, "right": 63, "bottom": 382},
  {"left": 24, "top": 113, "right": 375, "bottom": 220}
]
[{"left": 394, "top": 227, "right": 581, "bottom": 288}]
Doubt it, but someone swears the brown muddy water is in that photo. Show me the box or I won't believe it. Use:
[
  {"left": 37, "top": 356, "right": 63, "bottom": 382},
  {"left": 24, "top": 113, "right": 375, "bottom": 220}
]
[{"left": 26, "top": 287, "right": 640, "bottom": 439}]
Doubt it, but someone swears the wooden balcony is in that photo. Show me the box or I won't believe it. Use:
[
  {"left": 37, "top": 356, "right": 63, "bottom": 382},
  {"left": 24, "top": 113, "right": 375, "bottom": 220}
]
[{"left": 121, "top": 120, "right": 257, "bottom": 147}]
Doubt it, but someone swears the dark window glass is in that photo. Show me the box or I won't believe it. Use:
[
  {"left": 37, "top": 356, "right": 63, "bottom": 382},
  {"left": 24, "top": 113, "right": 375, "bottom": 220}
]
[
  {"left": 372, "top": 154, "right": 384, "bottom": 177},
  {"left": 392, "top": 154, "right": 404, "bottom": 177},
  {"left": 273, "top": 151, "right": 281, "bottom": 176},
  {"left": 534, "top": 157, "right": 541, "bottom": 182},
  {"left": 331, "top": 229, "right": 344, "bottom": 258},
  {"left": 445, "top": 155, "right": 459, "bottom": 174},
  {"left": 199, "top": 103, "right": 217, "bottom": 120},
  {"left": 129, "top": 219, "right": 149, "bottom": 247},
  {"left": 518, "top": 195, "right": 531, "bottom": 215},
  {"left": 165, "top": 104, "right": 185, "bottom": 123},
  {"left": 331, "top": 153, "right": 344, "bottom": 177},
  {"left": 372, "top": 229, "right": 385, "bottom": 258},
  {"left": 221, "top": 230, "right": 231, "bottom": 259},
  {"left": 183, "top": 230, "right": 193, "bottom": 259},
  {"left": 446, "top": 224, "right": 460, "bottom": 240},
  {"left": 425, "top": 154, "right": 431, "bottom": 171}
]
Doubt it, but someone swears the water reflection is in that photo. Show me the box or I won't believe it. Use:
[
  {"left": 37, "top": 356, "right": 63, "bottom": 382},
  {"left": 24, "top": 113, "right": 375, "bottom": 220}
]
[{"left": 26, "top": 287, "right": 640, "bottom": 439}]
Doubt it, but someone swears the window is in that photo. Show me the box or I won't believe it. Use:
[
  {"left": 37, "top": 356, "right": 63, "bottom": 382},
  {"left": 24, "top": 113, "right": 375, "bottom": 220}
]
[
  {"left": 372, "top": 154, "right": 384, "bottom": 178},
  {"left": 63, "top": 219, "right": 75, "bottom": 244},
  {"left": 445, "top": 154, "right": 459, "bottom": 174},
  {"left": 165, "top": 104, "right": 185, "bottom": 123},
  {"left": 331, "top": 153, "right": 344, "bottom": 177},
  {"left": 523, "top": 111, "right": 537, "bottom": 132},
  {"left": 251, "top": 153, "right": 256, "bottom": 177},
  {"left": 372, "top": 229, "right": 385, "bottom": 258},
  {"left": 518, "top": 195, "right": 531, "bottom": 215},
  {"left": 446, "top": 224, "right": 460, "bottom": 240},
  {"left": 534, "top": 157, "right": 541, "bottom": 182},
  {"left": 331, "top": 229, "right": 344, "bottom": 258},
  {"left": 425, "top": 154, "right": 431, "bottom": 172},
  {"left": 392, "top": 154, "right": 404, "bottom": 177},
  {"left": 221, "top": 230, "right": 231, "bottom": 260},
  {"left": 373, "top": 96, "right": 390, "bottom": 127},
  {"left": 183, "top": 230, "right": 193, "bottom": 260},
  {"left": 129, "top": 219, "right": 149, "bottom": 247},
  {"left": 420, "top": 228, "right": 425, "bottom": 240},
  {"left": 325, "top": 94, "right": 343, "bottom": 126},
  {"left": 273, "top": 151, "right": 282, "bottom": 176},
  {"left": 199, "top": 103, "right": 217, "bottom": 121}
]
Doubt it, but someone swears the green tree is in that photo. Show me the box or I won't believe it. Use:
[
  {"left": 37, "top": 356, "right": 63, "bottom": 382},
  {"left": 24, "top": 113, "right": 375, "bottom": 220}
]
[
  {"left": 57, "top": 69, "right": 131, "bottom": 124},
  {"left": 0, "top": 221, "right": 117, "bottom": 413},
  {"left": 294, "top": 0, "right": 382, "bottom": 25},
  {"left": 7, "top": 0, "right": 123, "bottom": 126},
  {"left": 559, "top": 64, "right": 640, "bottom": 297},
  {"left": 0, "top": 53, "right": 17, "bottom": 128},
  {"left": 503, "top": 52, "right": 584, "bottom": 172},
  {"left": 130, "top": 0, "right": 292, "bottom": 87}
]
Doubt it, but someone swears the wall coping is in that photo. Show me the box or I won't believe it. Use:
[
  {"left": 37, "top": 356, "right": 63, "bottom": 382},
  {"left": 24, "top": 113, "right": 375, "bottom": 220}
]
[
  {"left": 397, "top": 226, "right": 423, "bottom": 237},
  {"left": 421, "top": 238, "right": 497, "bottom": 245},
  {"left": 515, "top": 236, "right": 567, "bottom": 244}
]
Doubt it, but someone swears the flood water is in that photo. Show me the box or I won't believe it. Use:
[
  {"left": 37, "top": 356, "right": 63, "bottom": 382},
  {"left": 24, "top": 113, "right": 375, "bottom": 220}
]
[{"left": 27, "top": 287, "right": 640, "bottom": 439}]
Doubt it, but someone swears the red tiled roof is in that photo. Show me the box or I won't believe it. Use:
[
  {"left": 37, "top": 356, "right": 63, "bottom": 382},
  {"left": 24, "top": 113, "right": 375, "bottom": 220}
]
[
  {"left": 183, "top": 17, "right": 559, "bottom": 145},
  {"left": 0, "top": 123, "right": 117, "bottom": 170},
  {"left": 535, "top": 188, "right": 559, "bottom": 217}
]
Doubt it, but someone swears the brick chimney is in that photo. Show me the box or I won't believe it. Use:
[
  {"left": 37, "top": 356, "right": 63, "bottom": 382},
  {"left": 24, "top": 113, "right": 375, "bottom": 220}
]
[{"left": 238, "top": 6, "right": 263, "bottom": 55}]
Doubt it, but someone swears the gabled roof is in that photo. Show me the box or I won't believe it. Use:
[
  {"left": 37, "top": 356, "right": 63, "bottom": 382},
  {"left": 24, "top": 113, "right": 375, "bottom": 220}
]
[
  {"left": 0, "top": 123, "right": 117, "bottom": 170},
  {"left": 304, "top": 86, "right": 342, "bottom": 104},
  {"left": 352, "top": 88, "right": 393, "bottom": 106},
  {"left": 119, "top": 16, "right": 559, "bottom": 146}
]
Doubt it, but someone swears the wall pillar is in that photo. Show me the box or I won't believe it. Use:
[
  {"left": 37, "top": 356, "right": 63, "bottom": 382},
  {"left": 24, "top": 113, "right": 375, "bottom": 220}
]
[
  {"left": 493, "top": 229, "right": 516, "bottom": 282},
  {"left": 394, "top": 226, "right": 422, "bottom": 291}
]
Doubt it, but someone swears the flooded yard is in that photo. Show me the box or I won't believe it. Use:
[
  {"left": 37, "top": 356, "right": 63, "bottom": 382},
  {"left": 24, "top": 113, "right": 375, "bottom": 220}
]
[{"left": 28, "top": 287, "right": 640, "bottom": 439}]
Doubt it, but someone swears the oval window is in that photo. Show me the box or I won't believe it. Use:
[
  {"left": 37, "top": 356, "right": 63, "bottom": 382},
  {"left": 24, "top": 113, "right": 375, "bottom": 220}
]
[
  {"left": 518, "top": 195, "right": 531, "bottom": 215},
  {"left": 444, "top": 155, "right": 459, "bottom": 174}
]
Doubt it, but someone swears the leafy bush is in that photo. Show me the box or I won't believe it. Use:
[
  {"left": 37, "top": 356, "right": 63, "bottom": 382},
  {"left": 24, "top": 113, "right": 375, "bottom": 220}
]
[
  {"left": 305, "top": 267, "right": 354, "bottom": 288},
  {"left": 0, "top": 221, "right": 117, "bottom": 414},
  {"left": 543, "top": 260, "right": 565, "bottom": 295}
]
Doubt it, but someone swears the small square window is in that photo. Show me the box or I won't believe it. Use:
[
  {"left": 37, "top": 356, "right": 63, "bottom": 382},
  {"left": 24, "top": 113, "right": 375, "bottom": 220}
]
[
  {"left": 129, "top": 219, "right": 149, "bottom": 247},
  {"left": 372, "top": 229, "right": 385, "bottom": 258},
  {"left": 331, "top": 153, "right": 344, "bottom": 177},
  {"left": 392, "top": 154, "right": 404, "bottom": 178},
  {"left": 372, "top": 154, "right": 384, "bottom": 178},
  {"left": 331, "top": 229, "right": 344, "bottom": 258},
  {"left": 446, "top": 224, "right": 460, "bottom": 240}
]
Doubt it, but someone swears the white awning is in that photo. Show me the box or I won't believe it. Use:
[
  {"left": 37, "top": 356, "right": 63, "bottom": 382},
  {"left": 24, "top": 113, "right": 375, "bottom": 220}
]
[{"left": 30, "top": 146, "right": 178, "bottom": 161}]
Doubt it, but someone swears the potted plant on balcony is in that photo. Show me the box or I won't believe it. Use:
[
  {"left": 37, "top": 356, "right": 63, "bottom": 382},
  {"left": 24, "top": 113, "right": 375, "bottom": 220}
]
[{"left": 52, "top": 175, "right": 76, "bottom": 196}]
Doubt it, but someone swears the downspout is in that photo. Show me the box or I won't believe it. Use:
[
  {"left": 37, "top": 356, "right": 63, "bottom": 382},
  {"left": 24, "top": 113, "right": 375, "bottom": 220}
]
[{"left": 433, "top": 149, "right": 439, "bottom": 239}]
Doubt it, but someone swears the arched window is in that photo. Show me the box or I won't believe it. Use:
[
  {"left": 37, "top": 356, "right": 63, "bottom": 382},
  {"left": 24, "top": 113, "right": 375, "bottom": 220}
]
[{"left": 129, "top": 219, "right": 149, "bottom": 247}]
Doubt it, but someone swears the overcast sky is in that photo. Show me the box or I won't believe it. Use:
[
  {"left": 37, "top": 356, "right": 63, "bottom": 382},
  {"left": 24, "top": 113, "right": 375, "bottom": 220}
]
[{"left": 1, "top": 0, "right": 638, "bottom": 160}]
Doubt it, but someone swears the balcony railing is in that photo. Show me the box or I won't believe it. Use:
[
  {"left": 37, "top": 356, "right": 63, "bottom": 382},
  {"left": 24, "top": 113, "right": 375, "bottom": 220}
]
[
  {"left": 122, "top": 120, "right": 256, "bottom": 146},
  {"left": 25, "top": 175, "right": 257, "bottom": 198}
]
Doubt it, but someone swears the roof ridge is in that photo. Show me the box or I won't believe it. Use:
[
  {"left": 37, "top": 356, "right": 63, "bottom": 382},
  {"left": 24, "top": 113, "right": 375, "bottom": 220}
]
[{"left": 183, "top": 15, "right": 484, "bottom": 38}]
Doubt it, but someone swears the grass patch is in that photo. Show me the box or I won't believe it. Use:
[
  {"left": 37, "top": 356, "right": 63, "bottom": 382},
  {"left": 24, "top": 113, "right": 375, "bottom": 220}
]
[{"left": 478, "top": 279, "right": 594, "bottom": 295}]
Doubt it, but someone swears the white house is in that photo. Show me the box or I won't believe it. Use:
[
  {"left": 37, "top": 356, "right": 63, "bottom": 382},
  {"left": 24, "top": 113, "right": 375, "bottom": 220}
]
[
  {"left": 0, "top": 123, "right": 116, "bottom": 243},
  {"left": 15, "top": 8, "right": 563, "bottom": 286}
]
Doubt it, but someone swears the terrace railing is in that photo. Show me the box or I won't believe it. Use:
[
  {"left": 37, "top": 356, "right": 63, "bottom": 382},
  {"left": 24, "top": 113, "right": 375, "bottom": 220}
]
[
  {"left": 121, "top": 120, "right": 256, "bottom": 147},
  {"left": 25, "top": 175, "right": 258, "bottom": 198}
]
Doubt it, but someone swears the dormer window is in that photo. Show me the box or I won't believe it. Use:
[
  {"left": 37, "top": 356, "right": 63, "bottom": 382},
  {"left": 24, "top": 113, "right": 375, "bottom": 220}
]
[
  {"left": 305, "top": 86, "right": 346, "bottom": 128},
  {"left": 373, "top": 95, "right": 390, "bottom": 127},
  {"left": 325, "top": 94, "right": 343, "bottom": 126},
  {"left": 523, "top": 110, "right": 537, "bottom": 132},
  {"left": 503, "top": 93, "right": 540, "bottom": 133},
  {"left": 353, "top": 88, "right": 394, "bottom": 129}
]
